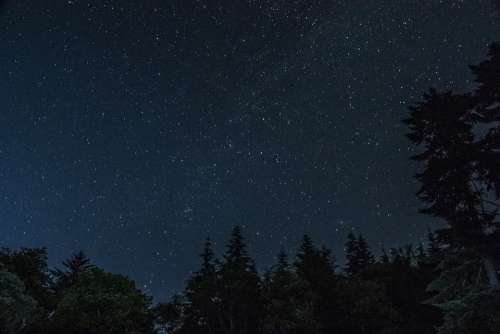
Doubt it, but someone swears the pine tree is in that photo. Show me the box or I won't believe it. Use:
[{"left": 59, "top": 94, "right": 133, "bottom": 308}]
[
  {"left": 406, "top": 43, "right": 500, "bottom": 333},
  {"left": 52, "top": 251, "right": 94, "bottom": 293},
  {"left": 181, "top": 238, "right": 220, "bottom": 334},
  {"left": 344, "top": 232, "right": 358, "bottom": 276},
  {"left": 405, "top": 82, "right": 499, "bottom": 288},
  {"left": 294, "top": 235, "right": 338, "bottom": 333},
  {"left": 357, "top": 234, "right": 375, "bottom": 269},
  {"left": 218, "top": 226, "right": 263, "bottom": 334},
  {"left": 295, "top": 235, "right": 336, "bottom": 285},
  {"left": 380, "top": 246, "right": 391, "bottom": 264},
  {"left": 344, "top": 232, "right": 374, "bottom": 276},
  {"left": 262, "top": 249, "right": 304, "bottom": 334}
]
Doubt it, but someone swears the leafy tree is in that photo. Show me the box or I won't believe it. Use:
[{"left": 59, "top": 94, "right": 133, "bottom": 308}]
[
  {"left": 0, "top": 269, "right": 36, "bottom": 334},
  {"left": 0, "top": 247, "right": 52, "bottom": 309},
  {"left": 51, "top": 268, "right": 154, "bottom": 334}
]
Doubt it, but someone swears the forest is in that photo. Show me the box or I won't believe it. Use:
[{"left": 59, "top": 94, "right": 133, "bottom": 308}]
[{"left": 2, "top": 17, "right": 500, "bottom": 334}]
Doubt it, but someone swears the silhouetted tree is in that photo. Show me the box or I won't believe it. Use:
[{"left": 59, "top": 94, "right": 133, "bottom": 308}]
[
  {"left": 218, "top": 226, "right": 263, "bottom": 334},
  {"left": 52, "top": 251, "right": 95, "bottom": 294},
  {"left": 51, "top": 268, "right": 154, "bottom": 334},
  {"left": 345, "top": 232, "right": 375, "bottom": 276},
  {"left": 262, "top": 249, "right": 318, "bottom": 334},
  {"left": 406, "top": 43, "right": 500, "bottom": 333},
  {"left": 183, "top": 238, "right": 220, "bottom": 334},
  {"left": 293, "top": 235, "right": 340, "bottom": 333}
]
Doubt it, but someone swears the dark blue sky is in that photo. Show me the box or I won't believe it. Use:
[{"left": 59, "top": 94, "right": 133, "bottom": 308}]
[{"left": 1, "top": 0, "right": 499, "bottom": 299}]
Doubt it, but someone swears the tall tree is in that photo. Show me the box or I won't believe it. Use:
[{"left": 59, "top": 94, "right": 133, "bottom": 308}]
[
  {"left": 406, "top": 43, "right": 500, "bottom": 333},
  {"left": 344, "top": 232, "right": 374, "bottom": 276},
  {"left": 405, "top": 80, "right": 500, "bottom": 287},
  {"left": 262, "top": 249, "right": 316, "bottom": 334},
  {"left": 218, "top": 226, "right": 263, "bottom": 334},
  {"left": 294, "top": 235, "right": 338, "bottom": 333},
  {"left": 181, "top": 238, "right": 220, "bottom": 334}
]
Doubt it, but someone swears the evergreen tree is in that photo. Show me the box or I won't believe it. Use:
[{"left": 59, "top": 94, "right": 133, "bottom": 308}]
[
  {"left": 380, "top": 246, "right": 391, "bottom": 264},
  {"left": 344, "top": 232, "right": 375, "bottom": 276},
  {"left": 406, "top": 43, "right": 500, "bottom": 333},
  {"left": 344, "top": 232, "right": 358, "bottom": 275},
  {"left": 294, "top": 235, "right": 338, "bottom": 333},
  {"left": 295, "top": 235, "right": 336, "bottom": 286},
  {"left": 181, "top": 238, "right": 220, "bottom": 334},
  {"left": 52, "top": 251, "right": 95, "bottom": 293},
  {"left": 262, "top": 249, "right": 298, "bottom": 334},
  {"left": 218, "top": 226, "right": 263, "bottom": 334}
]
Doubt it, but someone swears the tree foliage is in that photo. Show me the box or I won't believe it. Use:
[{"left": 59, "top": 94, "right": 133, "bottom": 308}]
[{"left": 406, "top": 42, "right": 500, "bottom": 333}]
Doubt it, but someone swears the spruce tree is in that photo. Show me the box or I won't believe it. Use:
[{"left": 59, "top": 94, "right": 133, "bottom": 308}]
[
  {"left": 294, "top": 235, "right": 338, "bottom": 333},
  {"left": 344, "top": 232, "right": 374, "bottom": 276},
  {"left": 218, "top": 226, "right": 262, "bottom": 334},
  {"left": 406, "top": 43, "right": 500, "bottom": 333},
  {"left": 181, "top": 238, "right": 220, "bottom": 334},
  {"left": 52, "top": 251, "right": 94, "bottom": 293},
  {"left": 262, "top": 249, "right": 303, "bottom": 334}
]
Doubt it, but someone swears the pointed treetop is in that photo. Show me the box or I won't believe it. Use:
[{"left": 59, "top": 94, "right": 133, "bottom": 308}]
[
  {"left": 200, "top": 238, "right": 216, "bottom": 272},
  {"left": 223, "top": 226, "right": 252, "bottom": 267},
  {"left": 276, "top": 248, "right": 288, "bottom": 269}
]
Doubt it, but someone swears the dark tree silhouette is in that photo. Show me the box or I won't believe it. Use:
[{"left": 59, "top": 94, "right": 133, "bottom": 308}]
[
  {"left": 406, "top": 43, "right": 500, "bottom": 333},
  {"left": 182, "top": 238, "right": 220, "bottom": 334},
  {"left": 344, "top": 231, "right": 375, "bottom": 276},
  {"left": 51, "top": 268, "right": 154, "bottom": 334},
  {"left": 218, "top": 226, "right": 263, "bottom": 334},
  {"left": 0, "top": 247, "right": 52, "bottom": 310},
  {"left": 52, "top": 251, "right": 95, "bottom": 293}
]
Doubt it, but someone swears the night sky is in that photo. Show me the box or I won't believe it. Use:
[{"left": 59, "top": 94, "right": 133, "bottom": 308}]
[{"left": 1, "top": 0, "right": 499, "bottom": 299}]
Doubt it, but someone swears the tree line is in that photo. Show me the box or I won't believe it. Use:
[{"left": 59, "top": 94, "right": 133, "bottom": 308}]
[
  {"left": 1, "top": 227, "right": 444, "bottom": 334},
  {"left": 2, "top": 30, "right": 500, "bottom": 334}
]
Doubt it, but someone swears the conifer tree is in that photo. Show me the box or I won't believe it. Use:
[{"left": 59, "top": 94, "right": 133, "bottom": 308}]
[
  {"left": 218, "top": 226, "right": 263, "bottom": 334},
  {"left": 294, "top": 235, "right": 338, "bottom": 333},
  {"left": 262, "top": 249, "right": 303, "bottom": 334},
  {"left": 344, "top": 232, "right": 374, "bottom": 276},
  {"left": 181, "top": 238, "right": 220, "bottom": 334},
  {"left": 295, "top": 235, "right": 336, "bottom": 285},
  {"left": 52, "top": 251, "right": 94, "bottom": 293},
  {"left": 406, "top": 43, "right": 500, "bottom": 333}
]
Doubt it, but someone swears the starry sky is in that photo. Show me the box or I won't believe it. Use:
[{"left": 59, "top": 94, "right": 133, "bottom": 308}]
[{"left": 0, "top": 0, "right": 499, "bottom": 299}]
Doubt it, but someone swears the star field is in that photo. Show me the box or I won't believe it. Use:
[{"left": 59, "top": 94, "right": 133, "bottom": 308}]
[{"left": 0, "top": 0, "right": 499, "bottom": 298}]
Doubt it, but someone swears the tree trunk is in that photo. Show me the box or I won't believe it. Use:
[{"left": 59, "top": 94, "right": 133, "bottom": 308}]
[{"left": 482, "top": 257, "right": 500, "bottom": 290}]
